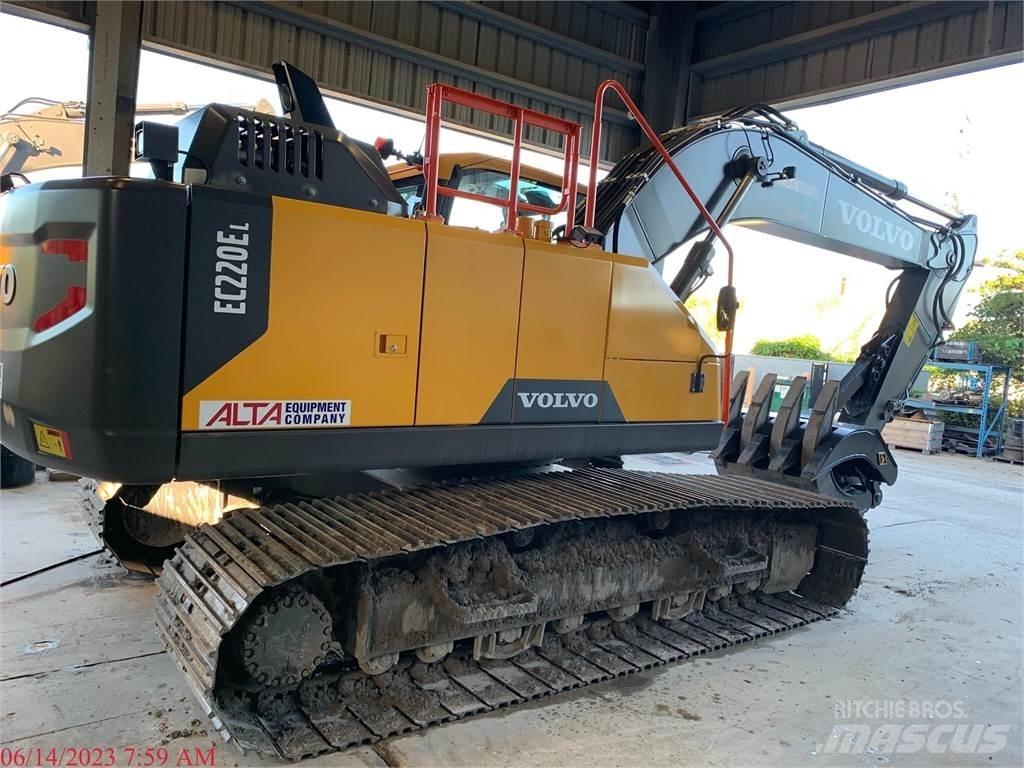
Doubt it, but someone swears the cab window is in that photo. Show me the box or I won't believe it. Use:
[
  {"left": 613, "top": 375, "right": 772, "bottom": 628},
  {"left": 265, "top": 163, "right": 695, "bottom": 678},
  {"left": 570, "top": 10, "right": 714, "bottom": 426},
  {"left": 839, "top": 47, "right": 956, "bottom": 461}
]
[
  {"left": 391, "top": 167, "right": 575, "bottom": 233},
  {"left": 448, "top": 168, "right": 566, "bottom": 232}
]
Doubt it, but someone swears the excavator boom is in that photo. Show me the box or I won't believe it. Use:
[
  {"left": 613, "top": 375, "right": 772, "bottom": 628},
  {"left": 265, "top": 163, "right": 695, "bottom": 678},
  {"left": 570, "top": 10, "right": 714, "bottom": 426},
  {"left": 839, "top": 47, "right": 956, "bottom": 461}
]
[{"left": 591, "top": 106, "right": 974, "bottom": 507}]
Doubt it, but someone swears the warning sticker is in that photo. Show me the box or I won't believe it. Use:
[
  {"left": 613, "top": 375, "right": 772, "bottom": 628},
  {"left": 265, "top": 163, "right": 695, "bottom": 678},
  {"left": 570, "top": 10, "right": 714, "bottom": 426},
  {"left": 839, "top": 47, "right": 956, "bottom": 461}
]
[
  {"left": 199, "top": 400, "right": 351, "bottom": 430},
  {"left": 33, "top": 423, "right": 72, "bottom": 458},
  {"left": 902, "top": 313, "right": 921, "bottom": 347}
]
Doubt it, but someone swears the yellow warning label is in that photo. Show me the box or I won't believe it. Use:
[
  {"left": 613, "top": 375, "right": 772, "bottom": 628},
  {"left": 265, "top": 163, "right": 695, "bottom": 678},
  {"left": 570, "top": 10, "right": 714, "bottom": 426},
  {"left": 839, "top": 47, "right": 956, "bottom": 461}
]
[
  {"left": 903, "top": 313, "right": 921, "bottom": 347},
  {"left": 33, "top": 423, "right": 70, "bottom": 459}
]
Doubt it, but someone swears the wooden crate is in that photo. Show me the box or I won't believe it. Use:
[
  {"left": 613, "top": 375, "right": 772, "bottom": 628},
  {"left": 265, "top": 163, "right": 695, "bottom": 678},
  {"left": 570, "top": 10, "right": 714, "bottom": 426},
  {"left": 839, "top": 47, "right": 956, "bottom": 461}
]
[{"left": 882, "top": 417, "right": 944, "bottom": 455}]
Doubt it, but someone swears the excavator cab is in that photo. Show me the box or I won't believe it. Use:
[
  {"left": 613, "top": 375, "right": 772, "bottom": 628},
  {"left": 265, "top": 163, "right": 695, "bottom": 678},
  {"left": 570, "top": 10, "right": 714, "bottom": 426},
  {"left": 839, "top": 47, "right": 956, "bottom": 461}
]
[{"left": 386, "top": 152, "right": 583, "bottom": 231}]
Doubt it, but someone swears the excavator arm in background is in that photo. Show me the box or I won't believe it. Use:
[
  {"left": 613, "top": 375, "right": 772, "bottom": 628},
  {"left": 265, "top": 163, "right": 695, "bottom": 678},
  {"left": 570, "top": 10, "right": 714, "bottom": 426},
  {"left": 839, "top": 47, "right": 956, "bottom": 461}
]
[
  {"left": 593, "top": 106, "right": 976, "bottom": 510},
  {"left": 0, "top": 98, "right": 274, "bottom": 176}
]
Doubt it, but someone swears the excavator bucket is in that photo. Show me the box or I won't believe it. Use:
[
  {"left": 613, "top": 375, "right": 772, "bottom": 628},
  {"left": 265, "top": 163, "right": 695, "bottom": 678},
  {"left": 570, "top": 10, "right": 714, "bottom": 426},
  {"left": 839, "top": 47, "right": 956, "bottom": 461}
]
[{"left": 712, "top": 371, "right": 897, "bottom": 512}]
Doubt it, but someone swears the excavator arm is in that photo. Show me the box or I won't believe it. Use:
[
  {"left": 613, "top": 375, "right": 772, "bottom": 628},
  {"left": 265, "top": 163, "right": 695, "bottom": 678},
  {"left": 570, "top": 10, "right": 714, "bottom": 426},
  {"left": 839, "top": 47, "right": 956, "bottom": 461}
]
[
  {"left": 0, "top": 98, "right": 273, "bottom": 176},
  {"left": 593, "top": 106, "right": 976, "bottom": 510}
]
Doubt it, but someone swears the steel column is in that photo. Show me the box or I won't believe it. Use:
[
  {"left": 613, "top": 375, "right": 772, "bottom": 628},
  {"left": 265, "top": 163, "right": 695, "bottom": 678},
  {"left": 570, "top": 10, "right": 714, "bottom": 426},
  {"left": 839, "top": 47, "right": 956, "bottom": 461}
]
[
  {"left": 83, "top": 0, "right": 143, "bottom": 177},
  {"left": 642, "top": 2, "right": 697, "bottom": 132}
]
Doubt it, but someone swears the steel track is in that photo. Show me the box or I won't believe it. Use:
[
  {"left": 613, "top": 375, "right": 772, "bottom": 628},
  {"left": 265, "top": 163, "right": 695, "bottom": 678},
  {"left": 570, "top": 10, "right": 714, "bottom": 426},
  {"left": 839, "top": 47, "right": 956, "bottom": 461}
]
[{"left": 155, "top": 468, "right": 866, "bottom": 760}]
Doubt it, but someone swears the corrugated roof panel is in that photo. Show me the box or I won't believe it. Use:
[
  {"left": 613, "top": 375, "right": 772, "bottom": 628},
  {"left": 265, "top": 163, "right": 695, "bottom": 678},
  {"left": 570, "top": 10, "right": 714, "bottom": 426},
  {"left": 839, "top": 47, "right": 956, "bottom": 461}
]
[
  {"left": 889, "top": 26, "right": 918, "bottom": 73},
  {"left": 20, "top": 0, "right": 1024, "bottom": 161},
  {"left": 213, "top": 3, "right": 243, "bottom": 61},
  {"left": 941, "top": 13, "right": 971, "bottom": 62},
  {"left": 514, "top": 36, "right": 535, "bottom": 84},
  {"left": 349, "top": 1, "right": 371, "bottom": 30},
  {"left": 10, "top": 0, "right": 644, "bottom": 155},
  {"left": 968, "top": 7, "right": 988, "bottom": 57},
  {"left": 496, "top": 29, "right": 517, "bottom": 79},
  {"left": 803, "top": 50, "right": 825, "bottom": 93},
  {"left": 348, "top": 42, "right": 372, "bottom": 95},
  {"left": 548, "top": 49, "right": 569, "bottom": 96},
  {"left": 296, "top": 29, "right": 322, "bottom": 76},
  {"left": 563, "top": 52, "right": 583, "bottom": 101},
  {"left": 998, "top": 0, "right": 1022, "bottom": 49},
  {"left": 868, "top": 32, "right": 894, "bottom": 78},
  {"left": 475, "top": 22, "right": 498, "bottom": 71},
  {"left": 321, "top": 36, "right": 345, "bottom": 91},
  {"left": 457, "top": 13, "right": 478, "bottom": 62},
  {"left": 764, "top": 60, "right": 787, "bottom": 101},
  {"left": 436, "top": 6, "right": 461, "bottom": 60},
  {"left": 1006, "top": 2, "right": 1024, "bottom": 49},
  {"left": 915, "top": 18, "right": 944, "bottom": 69},
  {"left": 843, "top": 38, "right": 869, "bottom": 83},
  {"left": 271, "top": 18, "right": 297, "bottom": 64},
  {"left": 416, "top": 2, "right": 439, "bottom": 51}
]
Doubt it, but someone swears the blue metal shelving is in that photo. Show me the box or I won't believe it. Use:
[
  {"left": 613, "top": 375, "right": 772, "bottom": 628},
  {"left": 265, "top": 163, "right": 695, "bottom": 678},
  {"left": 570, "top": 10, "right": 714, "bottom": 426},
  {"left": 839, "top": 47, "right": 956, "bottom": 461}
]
[{"left": 904, "top": 360, "right": 1012, "bottom": 458}]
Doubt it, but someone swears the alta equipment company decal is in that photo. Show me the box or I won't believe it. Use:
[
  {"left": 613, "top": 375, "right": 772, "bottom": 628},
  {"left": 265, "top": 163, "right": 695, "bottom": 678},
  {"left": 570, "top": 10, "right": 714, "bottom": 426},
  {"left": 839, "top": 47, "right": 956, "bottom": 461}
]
[{"left": 199, "top": 400, "right": 351, "bottom": 430}]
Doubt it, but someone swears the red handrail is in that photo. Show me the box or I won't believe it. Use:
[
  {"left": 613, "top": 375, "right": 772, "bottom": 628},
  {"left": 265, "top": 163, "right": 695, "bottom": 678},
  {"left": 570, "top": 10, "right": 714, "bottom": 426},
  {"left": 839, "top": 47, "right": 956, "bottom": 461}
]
[
  {"left": 583, "top": 80, "right": 736, "bottom": 422},
  {"left": 418, "top": 79, "right": 736, "bottom": 423},
  {"left": 419, "top": 84, "right": 581, "bottom": 234}
]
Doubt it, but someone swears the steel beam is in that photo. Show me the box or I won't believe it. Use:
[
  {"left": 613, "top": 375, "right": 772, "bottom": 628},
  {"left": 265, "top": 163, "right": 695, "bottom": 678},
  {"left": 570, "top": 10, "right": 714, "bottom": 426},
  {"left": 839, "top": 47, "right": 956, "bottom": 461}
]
[
  {"left": 642, "top": 2, "right": 697, "bottom": 132},
  {"left": 597, "top": 0, "right": 651, "bottom": 27},
  {"left": 83, "top": 1, "right": 142, "bottom": 177},
  {"left": 1, "top": 0, "right": 89, "bottom": 31},
  {"left": 430, "top": 1, "right": 644, "bottom": 74},
  {"left": 233, "top": 0, "right": 635, "bottom": 128},
  {"left": 695, "top": 2, "right": 787, "bottom": 24},
  {"left": 692, "top": 1, "right": 980, "bottom": 77}
]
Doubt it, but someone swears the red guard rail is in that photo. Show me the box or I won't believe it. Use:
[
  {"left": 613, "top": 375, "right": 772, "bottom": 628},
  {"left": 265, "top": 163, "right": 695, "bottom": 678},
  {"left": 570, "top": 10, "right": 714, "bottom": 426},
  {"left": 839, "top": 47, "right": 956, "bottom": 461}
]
[
  {"left": 584, "top": 80, "right": 736, "bottom": 422},
  {"left": 420, "top": 84, "right": 582, "bottom": 234},
  {"left": 419, "top": 79, "right": 735, "bottom": 422}
]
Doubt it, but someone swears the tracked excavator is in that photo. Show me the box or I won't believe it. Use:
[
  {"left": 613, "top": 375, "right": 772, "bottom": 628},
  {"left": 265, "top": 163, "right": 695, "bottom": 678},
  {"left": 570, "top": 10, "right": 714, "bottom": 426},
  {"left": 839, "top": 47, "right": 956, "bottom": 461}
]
[{"left": 0, "top": 62, "right": 975, "bottom": 759}]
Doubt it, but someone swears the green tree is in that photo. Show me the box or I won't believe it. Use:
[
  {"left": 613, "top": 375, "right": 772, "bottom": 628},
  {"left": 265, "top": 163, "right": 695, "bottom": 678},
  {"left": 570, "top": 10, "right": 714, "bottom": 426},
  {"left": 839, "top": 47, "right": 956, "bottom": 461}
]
[
  {"left": 750, "top": 335, "right": 831, "bottom": 360},
  {"left": 950, "top": 250, "right": 1023, "bottom": 416},
  {"left": 952, "top": 251, "right": 1023, "bottom": 365}
]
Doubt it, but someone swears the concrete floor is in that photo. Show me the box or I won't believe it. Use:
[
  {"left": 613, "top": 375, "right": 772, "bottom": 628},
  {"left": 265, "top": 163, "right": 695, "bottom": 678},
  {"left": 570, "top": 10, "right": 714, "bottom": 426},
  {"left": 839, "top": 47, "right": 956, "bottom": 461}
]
[{"left": 1, "top": 452, "right": 1021, "bottom": 767}]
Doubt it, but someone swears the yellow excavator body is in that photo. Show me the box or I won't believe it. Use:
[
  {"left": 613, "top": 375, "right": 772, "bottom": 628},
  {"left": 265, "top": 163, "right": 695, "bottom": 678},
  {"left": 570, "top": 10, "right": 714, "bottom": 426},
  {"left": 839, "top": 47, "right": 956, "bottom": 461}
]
[{"left": 181, "top": 197, "right": 719, "bottom": 430}]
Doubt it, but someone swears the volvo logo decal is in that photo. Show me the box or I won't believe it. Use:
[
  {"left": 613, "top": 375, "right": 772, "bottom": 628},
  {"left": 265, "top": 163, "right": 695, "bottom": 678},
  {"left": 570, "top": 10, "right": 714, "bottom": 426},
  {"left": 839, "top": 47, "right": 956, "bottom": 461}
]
[
  {"left": 837, "top": 199, "right": 915, "bottom": 252},
  {"left": 0, "top": 265, "right": 15, "bottom": 305},
  {"left": 517, "top": 392, "right": 599, "bottom": 409}
]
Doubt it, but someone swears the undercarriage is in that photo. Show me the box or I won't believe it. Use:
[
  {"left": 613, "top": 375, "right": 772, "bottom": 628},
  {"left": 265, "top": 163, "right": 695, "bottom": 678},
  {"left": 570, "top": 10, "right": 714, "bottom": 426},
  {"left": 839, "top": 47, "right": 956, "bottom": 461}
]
[{"left": 156, "top": 468, "right": 866, "bottom": 759}]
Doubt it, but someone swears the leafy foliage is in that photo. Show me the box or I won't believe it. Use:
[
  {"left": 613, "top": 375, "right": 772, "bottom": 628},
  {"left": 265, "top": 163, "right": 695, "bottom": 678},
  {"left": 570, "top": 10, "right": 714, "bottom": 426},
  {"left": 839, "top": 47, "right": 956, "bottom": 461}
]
[
  {"left": 948, "top": 250, "right": 1023, "bottom": 418},
  {"left": 751, "top": 335, "right": 832, "bottom": 360},
  {"left": 951, "top": 251, "right": 1023, "bottom": 370}
]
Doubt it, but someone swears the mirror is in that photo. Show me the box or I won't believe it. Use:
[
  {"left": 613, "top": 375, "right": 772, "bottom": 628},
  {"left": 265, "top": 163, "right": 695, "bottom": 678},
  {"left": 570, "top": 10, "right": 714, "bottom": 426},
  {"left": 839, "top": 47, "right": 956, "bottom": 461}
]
[{"left": 716, "top": 285, "right": 738, "bottom": 331}]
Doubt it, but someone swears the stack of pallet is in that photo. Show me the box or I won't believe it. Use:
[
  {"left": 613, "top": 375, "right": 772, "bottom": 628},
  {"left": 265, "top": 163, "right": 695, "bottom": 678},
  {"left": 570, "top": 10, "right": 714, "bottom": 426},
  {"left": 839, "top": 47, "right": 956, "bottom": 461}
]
[{"left": 882, "top": 414, "right": 944, "bottom": 455}]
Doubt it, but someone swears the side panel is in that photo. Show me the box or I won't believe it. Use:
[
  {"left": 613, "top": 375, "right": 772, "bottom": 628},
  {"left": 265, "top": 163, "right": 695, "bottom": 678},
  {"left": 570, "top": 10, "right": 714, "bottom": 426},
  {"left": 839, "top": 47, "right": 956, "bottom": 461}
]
[
  {"left": 181, "top": 196, "right": 426, "bottom": 430},
  {"left": 605, "top": 359, "right": 719, "bottom": 422},
  {"left": 606, "top": 255, "right": 709, "bottom": 362},
  {"left": 416, "top": 224, "right": 523, "bottom": 426},
  {"left": 605, "top": 253, "right": 720, "bottom": 423},
  {"left": 513, "top": 239, "right": 613, "bottom": 423}
]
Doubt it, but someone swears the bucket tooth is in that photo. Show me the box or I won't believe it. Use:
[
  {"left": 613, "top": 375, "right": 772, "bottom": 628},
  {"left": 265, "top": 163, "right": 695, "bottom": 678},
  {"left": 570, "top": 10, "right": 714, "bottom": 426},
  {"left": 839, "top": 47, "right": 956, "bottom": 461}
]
[
  {"left": 801, "top": 380, "right": 840, "bottom": 469},
  {"left": 726, "top": 370, "right": 750, "bottom": 426},
  {"left": 731, "top": 374, "right": 775, "bottom": 467},
  {"left": 711, "top": 370, "right": 752, "bottom": 463},
  {"left": 767, "top": 377, "right": 806, "bottom": 473},
  {"left": 740, "top": 373, "right": 776, "bottom": 451}
]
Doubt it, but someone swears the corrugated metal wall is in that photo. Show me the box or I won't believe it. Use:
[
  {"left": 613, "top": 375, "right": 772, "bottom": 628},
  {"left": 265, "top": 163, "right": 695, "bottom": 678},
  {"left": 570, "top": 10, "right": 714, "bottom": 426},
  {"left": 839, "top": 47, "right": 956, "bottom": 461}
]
[
  {"left": 689, "top": 1, "right": 1024, "bottom": 116},
  {"left": 5, "top": 0, "right": 649, "bottom": 161},
  {"left": 144, "top": 1, "right": 650, "bottom": 159},
  {"left": 6, "top": 1, "right": 1023, "bottom": 157}
]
